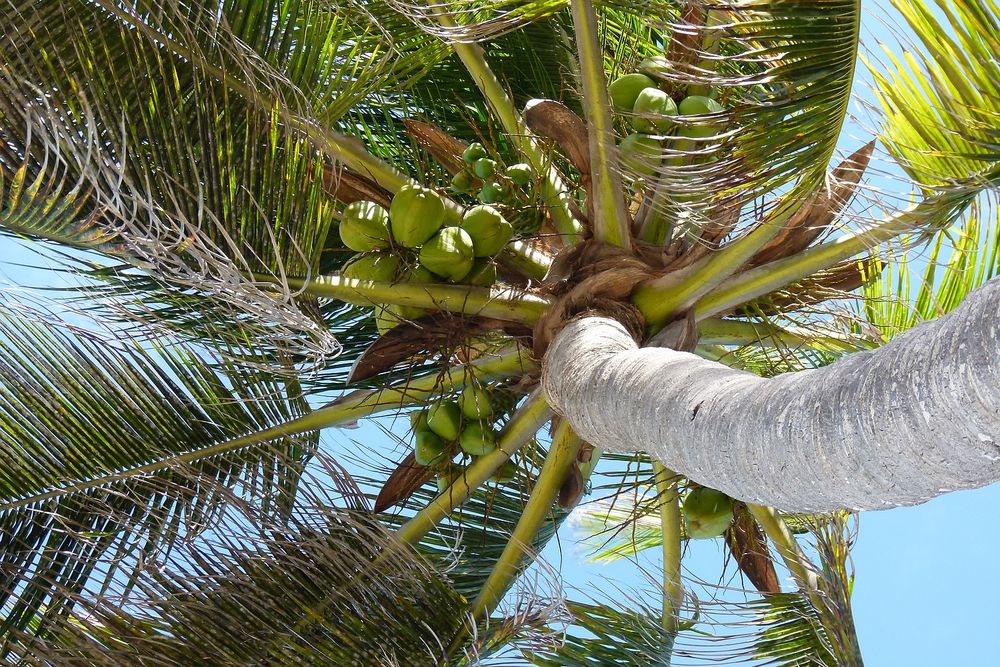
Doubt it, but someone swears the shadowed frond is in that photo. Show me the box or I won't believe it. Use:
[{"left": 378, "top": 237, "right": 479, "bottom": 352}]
[
  {"left": 0, "top": 296, "right": 316, "bottom": 645},
  {"left": 4, "top": 453, "right": 469, "bottom": 666}
]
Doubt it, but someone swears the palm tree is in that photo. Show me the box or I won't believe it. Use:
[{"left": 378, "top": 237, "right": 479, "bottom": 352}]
[{"left": 1, "top": 0, "right": 997, "bottom": 664}]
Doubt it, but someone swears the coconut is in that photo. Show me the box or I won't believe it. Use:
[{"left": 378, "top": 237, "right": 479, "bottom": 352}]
[
  {"left": 463, "top": 142, "right": 488, "bottom": 163},
  {"left": 608, "top": 73, "right": 657, "bottom": 112},
  {"left": 465, "top": 258, "right": 498, "bottom": 287},
  {"left": 631, "top": 87, "right": 678, "bottom": 133},
  {"left": 414, "top": 428, "right": 449, "bottom": 466},
  {"left": 505, "top": 163, "right": 533, "bottom": 187},
  {"left": 459, "top": 422, "right": 497, "bottom": 456},
  {"left": 678, "top": 96, "right": 725, "bottom": 140},
  {"left": 389, "top": 184, "right": 446, "bottom": 247},
  {"left": 341, "top": 252, "right": 399, "bottom": 282},
  {"left": 458, "top": 383, "right": 491, "bottom": 420},
  {"left": 338, "top": 201, "right": 391, "bottom": 252},
  {"left": 426, "top": 400, "right": 462, "bottom": 441},
  {"left": 451, "top": 170, "right": 474, "bottom": 194},
  {"left": 419, "top": 227, "right": 475, "bottom": 282},
  {"left": 473, "top": 158, "right": 497, "bottom": 179},
  {"left": 492, "top": 460, "right": 517, "bottom": 484},
  {"left": 619, "top": 133, "right": 662, "bottom": 180},
  {"left": 681, "top": 487, "right": 734, "bottom": 539},
  {"left": 477, "top": 182, "right": 504, "bottom": 204},
  {"left": 460, "top": 205, "right": 514, "bottom": 257}
]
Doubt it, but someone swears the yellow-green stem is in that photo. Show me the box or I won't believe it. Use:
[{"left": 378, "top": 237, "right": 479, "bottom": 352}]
[
  {"left": 632, "top": 196, "right": 801, "bottom": 329},
  {"left": 269, "top": 274, "right": 552, "bottom": 325},
  {"left": 2, "top": 348, "right": 530, "bottom": 512},
  {"left": 747, "top": 504, "right": 820, "bottom": 598},
  {"left": 570, "top": 0, "right": 631, "bottom": 249},
  {"left": 697, "top": 318, "right": 872, "bottom": 354},
  {"left": 654, "top": 462, "right": 683, "bottom": 635},
  {"left": 693, "top": 197, "right": 950, "bottom": 320},
  {"left": 470, "top": 421, "right": 583, "bottom": 620},
  {"left": 502, "top": 240, "right": 553, "bottom": 280},
  {"left": 395, "top": 391, "right": 553, "bottom": 545}
]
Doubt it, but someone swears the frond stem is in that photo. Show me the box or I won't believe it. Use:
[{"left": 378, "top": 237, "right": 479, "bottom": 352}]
[
  {"left": 1, "top": 348, "right": 531, "bottom": 512},
  {"left": 654, "top": 462, "right": 683, "bottom": 636},
  {"left": 570, "top": 0, "right": 631, "bottom": 249},
  {"left": 263, "top": 274, "right": 552, "bottom": 325}
]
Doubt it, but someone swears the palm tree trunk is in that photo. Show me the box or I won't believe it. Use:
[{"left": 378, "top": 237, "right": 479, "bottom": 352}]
[{"left": 542, "top": 279, "right": 1000, "bottom": 512}]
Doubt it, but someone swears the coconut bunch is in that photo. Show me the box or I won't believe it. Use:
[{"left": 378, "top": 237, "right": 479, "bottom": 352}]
[
  {"left": 409, "top": 382, "right": 518, "bottom": 492},
  {"left": 610, "top": 63, "right": 726, "bottom": 181},
  {"left": 338, "top": 181, "right": 517, "bottom": 334}
]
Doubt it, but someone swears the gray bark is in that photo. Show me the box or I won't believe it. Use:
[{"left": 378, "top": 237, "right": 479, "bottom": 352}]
[{"left": 541, "top": 278, "right": 1000, "bottom": 512}]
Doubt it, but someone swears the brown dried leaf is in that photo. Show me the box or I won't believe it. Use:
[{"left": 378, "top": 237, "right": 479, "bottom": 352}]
[
  {"left": 749, "top": 141, "right": 875, "bottom": 267},
  {"left": 402, "top": 119, "right": 469, "bottom": 176},
  {"left": 322, "top": 165, "right": 392, "bottom": 208},
  {"left": 348, "top": 314, "right": 488, "bottom": 384},
  {"left": 558, "top": 460, "right": 585, "bottom": 510},
  {"left": 726, "top": 503, "right": 781, "bottom": 594},
  {"left": 373, "top": 452, "right": 435, "bottom": 514},
  {"left": 523, "top": 99, "right": 591, "bottom": 176},
  {"left": 661, "top": 2, "right": 709, "bottom": 97}
]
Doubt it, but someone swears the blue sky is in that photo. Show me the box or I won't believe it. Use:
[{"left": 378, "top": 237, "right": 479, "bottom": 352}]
[{"left": 2, "top": 0, "right": 997, "bottom": 663}]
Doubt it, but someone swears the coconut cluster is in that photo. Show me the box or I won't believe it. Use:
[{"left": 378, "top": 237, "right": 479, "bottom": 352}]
[
  {"left": 337, "top": 183, "right": 516, "bottom": 333},
  {"left": 609, "top": 60, "right": 725, "bottom": 180},
  {"left": 450, "top": 141, "right": 535, "bottom": 206},
  {"left": 409, "top": 383, "right": 517, "bottom": 491}
]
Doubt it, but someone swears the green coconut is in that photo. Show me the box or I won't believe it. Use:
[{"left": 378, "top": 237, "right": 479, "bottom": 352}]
[
  {"left": 681, "top": 487, "right": 735, "bottom": 539},
  {"left": 473, "top": 158, "right": 497, "bottom": 180},
  {"left": 632, "top": 87, "right": 678, "bottom": 133},
  {"left": 426, "top": 400, "right": 462, "bottom": 442},
  {"left": 460, "top": 205, "right": 514, "bottom": 257},
  {"left": 338, "top": 201, "right": 391, "bottom": 252},
  {"left": 505, "top": 163, "right": 533, "bottom": 187},
  {"left": 410, "top": 409, "right": 429, "bottom": 431},
  {"left": 465, "top": 259, "right": 498, "bottom": 287},
  {"left": 678, "top": 95, "right": 725, "bottom": 140},
  {"left": 608, "top": 73, "right": 657, "bottom": 112},
  {"left": 492, "top": 460, "right": 517, "bottom": 484},
  {"left": 419, "top": 227, "right": 475, "bottom": 282},
  {"left": 394, "top": 264, "right": 437, "bottom": 321},
  {"left": 637, "top": 56, "right": 669, "bottom": 79},
  {"left": 341, "top": 252, "right": 399, "bottom": 282},
  {"left": 374, "top": 304, "right": 404, "bottom": 334},
  {"left": 436, "top": 466, "right": 460, "bottom": 493},
  {"left": 458, "top": 383, "right": 492, "bottom": 420},
  {"left": 477, "top": 182, "right": 504, "bottom": 205},
  {"left": 619, "top": 133, "right": 662, "bottom": 180},
  {"left": 463, "top": 142, "right": 489, "bottom": 163},
  {"left": 451, "top": 170, "right": 474, "bottom": 194},
  {"left": 389, "top": 184, "right": 446, "bottom": 248},
  {"left": 459, "top": 422, "right": 497, "bottom": 456},
  {"left": 414, "top": 428, "right": 449, "bottom": 466}
]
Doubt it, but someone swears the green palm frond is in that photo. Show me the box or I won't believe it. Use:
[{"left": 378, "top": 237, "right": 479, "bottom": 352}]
[
  {"left": 869, "top": 0, "right": 1000, "bottom": 189},
  {"left": 0, "top": 297, "right": 315, "bottom": 644},
  {"left": 0, "top": 0, "right": 451, "bottom": 363},
  {"left": 860, "top": 198, "right": 1000, "bottom": 338},
  {"left": 527, "top": 599, "right": 675, "bottom": 667},
  {"left": 4, "top": 455, "right": 468, "bottom": 665}
]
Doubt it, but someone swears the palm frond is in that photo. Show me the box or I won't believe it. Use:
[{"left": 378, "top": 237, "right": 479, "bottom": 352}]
[
  {"left": 859, "top": 197, "right": 1000, "bottom": 339},
  {"left": 0, "top": 295, "right": 315, "bottom": 644},
  {"left": 868, "top": 0, "right": 1000, "bottom": 190},
  {"left": 4, "top": 452, "right": 468, "bottom": 666}
]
